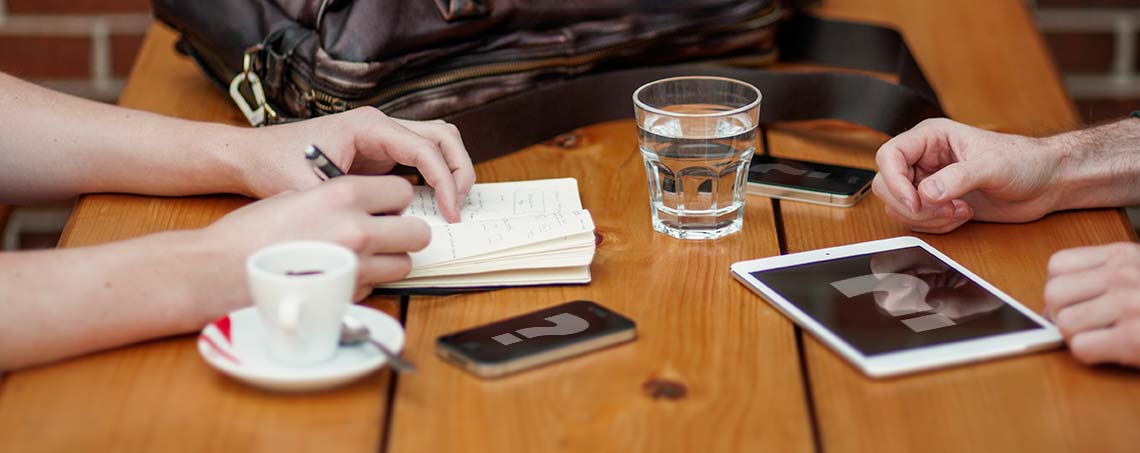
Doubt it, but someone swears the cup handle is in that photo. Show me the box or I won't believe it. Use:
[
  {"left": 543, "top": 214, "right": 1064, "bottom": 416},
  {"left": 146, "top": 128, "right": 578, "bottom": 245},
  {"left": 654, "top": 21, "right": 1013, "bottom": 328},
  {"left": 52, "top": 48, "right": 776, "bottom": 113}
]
[{"left": 277, "top": 295, "right": 303, "bottom": 335}]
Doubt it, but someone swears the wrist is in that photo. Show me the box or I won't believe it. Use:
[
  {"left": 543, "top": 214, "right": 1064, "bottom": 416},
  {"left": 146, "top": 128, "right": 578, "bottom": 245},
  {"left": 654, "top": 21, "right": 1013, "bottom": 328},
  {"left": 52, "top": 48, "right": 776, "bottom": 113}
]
[
  {"left": 159, "top": 228, "right": 250, "bottom": 331},
  {"left": 1044, "top": 119, "right": 1140, "bottom": 211},
  {"left": 1039, "top": 132, "right": 1087, "bottom": 212},
  {"left": 190, "top": 122, "right": 259, "bottom": 197}
]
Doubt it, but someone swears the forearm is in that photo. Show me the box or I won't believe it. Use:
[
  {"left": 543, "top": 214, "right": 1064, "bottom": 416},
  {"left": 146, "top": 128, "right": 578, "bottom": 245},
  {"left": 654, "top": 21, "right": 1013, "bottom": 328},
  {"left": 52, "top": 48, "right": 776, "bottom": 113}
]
[
  {"left": 1048, "top": 118, "right": 1140, "bottom": 211},
  {"left": 0, "top": 72, "right": 254, "bottom": 204},
  {"left": 0, "top": 230, "right": 244, "bottom": 370}
]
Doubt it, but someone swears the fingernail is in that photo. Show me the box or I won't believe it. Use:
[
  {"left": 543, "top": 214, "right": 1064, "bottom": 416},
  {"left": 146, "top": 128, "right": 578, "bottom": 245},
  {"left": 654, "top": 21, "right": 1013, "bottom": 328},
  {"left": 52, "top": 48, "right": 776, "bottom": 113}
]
[
  {"left": 938, "top": 205, "right": 954, "bottom": 218},
  {"left": 923, "top": 180, "right": 944, "bottom": 201},
  {"left": 954, "top": 206, "right": 969, "bottom": 219}
]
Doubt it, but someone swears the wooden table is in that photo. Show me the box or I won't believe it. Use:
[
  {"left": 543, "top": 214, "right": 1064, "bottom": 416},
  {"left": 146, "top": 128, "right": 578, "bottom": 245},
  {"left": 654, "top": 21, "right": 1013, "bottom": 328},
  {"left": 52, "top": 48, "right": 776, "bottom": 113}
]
[{"left": 2, "top": 1, "right": 1138, "bottom": 452}]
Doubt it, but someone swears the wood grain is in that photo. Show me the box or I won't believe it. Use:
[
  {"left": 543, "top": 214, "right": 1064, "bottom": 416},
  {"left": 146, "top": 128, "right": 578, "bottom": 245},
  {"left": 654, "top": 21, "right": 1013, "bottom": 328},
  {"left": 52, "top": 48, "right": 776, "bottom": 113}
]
[
  {"left": 771, "top": 1, "right": 1140, "bottom": 452},
  {"left": 0, "top": 25, "right": 400, "bottom": 453},
  {"left": 388, "top": 121, "right": 814, "bottom": 453}
]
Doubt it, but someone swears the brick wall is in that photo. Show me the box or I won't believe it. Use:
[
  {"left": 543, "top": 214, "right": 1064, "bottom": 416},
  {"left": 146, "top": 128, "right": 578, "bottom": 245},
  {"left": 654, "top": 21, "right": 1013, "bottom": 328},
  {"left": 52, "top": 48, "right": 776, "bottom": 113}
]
[
  {"left": 1033, "top": 0, "right": 1140, "bottom": 123},
  {"left": 0, "top": 0, "right": 153, "bottom": 250},
  {"left": 0, "top": 0, "right": 152, "bottom": 103}
]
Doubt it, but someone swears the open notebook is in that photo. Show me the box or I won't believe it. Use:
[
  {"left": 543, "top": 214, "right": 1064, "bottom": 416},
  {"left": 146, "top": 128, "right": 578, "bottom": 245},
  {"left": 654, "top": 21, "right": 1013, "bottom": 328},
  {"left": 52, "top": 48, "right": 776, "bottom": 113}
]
[{"left": 376, "top": 178, "right": 596, "bottom": 289}]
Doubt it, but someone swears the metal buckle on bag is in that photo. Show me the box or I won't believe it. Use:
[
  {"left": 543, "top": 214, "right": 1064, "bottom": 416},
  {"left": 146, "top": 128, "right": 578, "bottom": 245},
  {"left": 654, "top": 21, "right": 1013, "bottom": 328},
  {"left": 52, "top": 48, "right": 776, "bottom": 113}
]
[{"left": 229, "top": 47, "right": 278, "bottom": 127}]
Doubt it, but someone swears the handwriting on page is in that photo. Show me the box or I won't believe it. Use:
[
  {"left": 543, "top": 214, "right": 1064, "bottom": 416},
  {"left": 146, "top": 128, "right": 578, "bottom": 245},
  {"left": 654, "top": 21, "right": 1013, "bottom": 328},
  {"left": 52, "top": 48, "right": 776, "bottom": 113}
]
[
  {"left": 403, "top": 178, "right": 582, "bottom": 225},
  {"left": 410, "top": 210, "right": 595, "bottom": 268}
]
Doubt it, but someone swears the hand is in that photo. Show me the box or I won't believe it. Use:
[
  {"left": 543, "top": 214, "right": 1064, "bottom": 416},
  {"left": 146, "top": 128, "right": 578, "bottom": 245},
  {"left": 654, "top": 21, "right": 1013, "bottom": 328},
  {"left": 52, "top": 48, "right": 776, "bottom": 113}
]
[
  {"left": 237, "top": 107, "right": 475, "bottom": 222},
  {"left": 872, "top": 118, "right": 1065, "bottom": 233},
  {"left": 204, "top": 176, "right": 430, "bottom": 301},
  {"left": 1045, "top": 242, "right": 1140, "bottom": 367}
]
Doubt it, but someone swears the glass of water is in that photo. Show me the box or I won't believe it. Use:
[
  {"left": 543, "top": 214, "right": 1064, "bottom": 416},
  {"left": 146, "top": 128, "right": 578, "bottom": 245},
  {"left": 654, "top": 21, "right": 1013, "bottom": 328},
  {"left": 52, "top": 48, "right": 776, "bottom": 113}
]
[{"left": 633, "top": 76, "right": 761, "bottom": 240}]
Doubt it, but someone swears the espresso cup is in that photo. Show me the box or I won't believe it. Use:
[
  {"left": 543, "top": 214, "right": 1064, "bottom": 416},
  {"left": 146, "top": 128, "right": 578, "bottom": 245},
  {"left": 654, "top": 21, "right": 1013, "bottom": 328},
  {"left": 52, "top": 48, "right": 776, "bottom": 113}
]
[{"left": 246, "top": 241, "right": 358, "bottom": 366}]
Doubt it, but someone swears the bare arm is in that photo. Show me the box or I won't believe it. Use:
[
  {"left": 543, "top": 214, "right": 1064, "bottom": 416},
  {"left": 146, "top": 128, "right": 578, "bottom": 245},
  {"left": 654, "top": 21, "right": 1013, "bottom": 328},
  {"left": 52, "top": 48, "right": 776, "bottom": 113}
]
[
  {"left": 1047, "top": 119, "right": 1140, "bottom": 212},
  {"left": 0, "top": 71, "right": 478, "bottom": 370},
  {"left": 0, "top": 176, "right": 431, "bottom": 371},
  {"left": 0, "top": 72, "right": 248, "bottom": 203},
  {"left": 0, "top": 72, "right": 476, "bottom": 218}
]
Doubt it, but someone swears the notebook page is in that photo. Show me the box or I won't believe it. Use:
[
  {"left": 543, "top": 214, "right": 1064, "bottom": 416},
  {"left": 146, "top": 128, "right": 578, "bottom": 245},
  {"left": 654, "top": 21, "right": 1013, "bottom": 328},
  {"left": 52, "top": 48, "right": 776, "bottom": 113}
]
[
  {"left": 410, "top": 209, "right": 594, "bottom": 268},
  {"left": 403, "top": 178, "right": 582, "bottom": 226}
]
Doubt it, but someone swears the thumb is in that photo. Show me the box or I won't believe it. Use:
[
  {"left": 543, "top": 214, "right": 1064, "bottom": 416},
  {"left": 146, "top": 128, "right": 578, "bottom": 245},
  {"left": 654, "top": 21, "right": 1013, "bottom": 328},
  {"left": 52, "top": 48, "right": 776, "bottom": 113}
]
[{"left": 917, "top": 161, "right": 993, "bottom": 204}]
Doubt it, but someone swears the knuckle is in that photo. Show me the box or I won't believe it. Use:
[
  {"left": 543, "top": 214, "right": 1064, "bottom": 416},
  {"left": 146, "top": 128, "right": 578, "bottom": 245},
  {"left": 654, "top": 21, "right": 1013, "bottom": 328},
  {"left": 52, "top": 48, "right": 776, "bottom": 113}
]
[
  {"left": 1110, "top": 265, "right": 1140, "bottom": 288},
  {"left": 1054, "top": 308, "right": 1078, "bottom": 338},
  {"left": 383, "top": 177, "right": 414, "bottom": 207},
  {"left": 337, "top": 221, "right": 369, "bottom": 251},
  {"left": 1109, "top": 242, "right": 1140, "bottom": 263},
  {"left": 350, "top": 106, "right": 384, "bottom": 122},
  {"left": 1042, "top": 279, "right": 1063, "bottom": 306},
  {"left": 441, "top": 122, "right": 462, "bottom": 139},
  {"left": 1070, "top": 341, "right": 1100, "bottom": 365},
  {"left": 916, "top": 117, "right": 950, "bottom": 130},
  {"left": 391, "top": 254, "right": 413, "bottom": 278},
  {"left": 407, "top": 219, "right": 432, "bottom": 250},
  {"left": 323, "top": 179, "right": 360, "bottom": 205},
  {"left": 1125, "top": 323, "right": 1140, "bottom": 358}
]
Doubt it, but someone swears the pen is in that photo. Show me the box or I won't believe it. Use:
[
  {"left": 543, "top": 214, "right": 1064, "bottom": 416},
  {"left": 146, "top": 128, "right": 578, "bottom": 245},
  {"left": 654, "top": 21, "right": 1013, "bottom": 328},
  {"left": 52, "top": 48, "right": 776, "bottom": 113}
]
[{"left": 304, "top": 144, "right": 346, "bottom": 180}]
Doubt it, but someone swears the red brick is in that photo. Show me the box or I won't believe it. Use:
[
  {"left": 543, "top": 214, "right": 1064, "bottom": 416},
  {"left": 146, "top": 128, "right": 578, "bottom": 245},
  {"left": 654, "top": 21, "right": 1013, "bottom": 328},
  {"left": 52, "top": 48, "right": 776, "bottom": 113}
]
[
  {"left": 6, "top": 0, "right": 150, "bottom": 14},
  {"left": 0, "top": 36, "right": 91, "bottom": 79},
  {"left": 1044, "top": 32, "right": 1115, "bottom": 73},
  {"left": 1075, "top": 99, "right": 1140, "bottom": 124},
  {"left": 111, "top": 34, "right": 146, "bottom": 77}
]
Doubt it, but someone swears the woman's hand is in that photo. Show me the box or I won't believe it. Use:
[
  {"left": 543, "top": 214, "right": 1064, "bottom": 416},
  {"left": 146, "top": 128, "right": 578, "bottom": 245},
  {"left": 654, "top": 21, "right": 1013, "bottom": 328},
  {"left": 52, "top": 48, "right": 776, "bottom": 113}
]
[
  {"left": 205, "top": 175, "right": 431, "bottom": 301},
  {"left": 236, "top": 107, "right": 475, "bottom": 222}
]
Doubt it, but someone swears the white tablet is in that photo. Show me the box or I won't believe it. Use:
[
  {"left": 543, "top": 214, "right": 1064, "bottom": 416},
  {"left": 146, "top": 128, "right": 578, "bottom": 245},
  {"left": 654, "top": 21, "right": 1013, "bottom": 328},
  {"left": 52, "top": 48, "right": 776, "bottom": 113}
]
[{"left": 731, "top": 236, "right": 1061, "bottom": 378}]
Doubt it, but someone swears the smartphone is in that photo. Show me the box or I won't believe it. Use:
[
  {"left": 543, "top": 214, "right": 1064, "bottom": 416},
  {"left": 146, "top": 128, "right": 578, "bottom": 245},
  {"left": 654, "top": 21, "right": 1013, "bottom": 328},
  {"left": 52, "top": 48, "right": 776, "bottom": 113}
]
[
  {"left": 747, "top": 155, "right": 876, "bottom": 207},
  {"left": 436, "top": 300, "right": 636, "bottom": 378}
]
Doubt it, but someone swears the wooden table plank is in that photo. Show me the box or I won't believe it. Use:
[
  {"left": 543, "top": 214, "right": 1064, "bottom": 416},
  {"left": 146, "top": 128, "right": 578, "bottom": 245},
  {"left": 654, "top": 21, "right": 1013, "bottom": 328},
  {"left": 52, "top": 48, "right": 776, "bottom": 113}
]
[
  {"left": 0, "top": 24, "right": 399, "bottom": 453},
  {"left": 387, "top": 122, "right": 814, "bottom": 453},
  {"left": 771, "top": 1, "right": 1140, "bottom": 452}
]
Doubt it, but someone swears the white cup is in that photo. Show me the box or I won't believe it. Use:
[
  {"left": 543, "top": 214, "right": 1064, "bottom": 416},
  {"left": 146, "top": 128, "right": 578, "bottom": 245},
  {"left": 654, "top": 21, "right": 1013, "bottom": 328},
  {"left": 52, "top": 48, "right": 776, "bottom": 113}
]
[{"left": 246, "top": 241, "right": 358, "bottom": 366}]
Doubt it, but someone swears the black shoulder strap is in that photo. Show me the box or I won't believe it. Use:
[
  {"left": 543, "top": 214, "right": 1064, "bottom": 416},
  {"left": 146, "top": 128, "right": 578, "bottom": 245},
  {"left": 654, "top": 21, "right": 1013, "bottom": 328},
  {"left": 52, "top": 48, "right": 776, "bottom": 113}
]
[{"left": 444, "top": 14, "right": 944, "bottom": 164}]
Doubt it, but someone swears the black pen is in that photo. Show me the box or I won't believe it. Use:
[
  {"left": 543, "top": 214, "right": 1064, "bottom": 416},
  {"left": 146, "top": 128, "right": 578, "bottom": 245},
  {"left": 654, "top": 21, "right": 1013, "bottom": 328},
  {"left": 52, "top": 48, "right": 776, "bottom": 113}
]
[{"left": 304, "top": 144, "right": 346, "bottom": 180}]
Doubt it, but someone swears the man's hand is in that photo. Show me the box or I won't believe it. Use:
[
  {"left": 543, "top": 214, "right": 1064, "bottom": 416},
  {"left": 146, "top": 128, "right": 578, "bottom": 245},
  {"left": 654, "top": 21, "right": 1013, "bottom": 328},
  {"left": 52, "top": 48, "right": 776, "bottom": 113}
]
[
  {"left": 238, "top": 107, "right": 475, "bottom": 222},
  {"left": 872, "top": 118, "right": 1067, "bottom": 233},
  {"left": 1045, "top": 242, "right": 1140, "bottom": 367},
  {"left": 205, "top": 176, "right": 431, "bottom": 301}
]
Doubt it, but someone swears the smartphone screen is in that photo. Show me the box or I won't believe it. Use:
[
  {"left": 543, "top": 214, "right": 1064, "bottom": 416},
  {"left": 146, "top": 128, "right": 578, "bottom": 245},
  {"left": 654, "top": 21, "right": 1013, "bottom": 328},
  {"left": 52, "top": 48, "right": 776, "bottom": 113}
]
[
  {"left": 436, "top": 300, "right": 636, "bottom": 377},
  {"left": 748, "top": 155, "right": 876, "bottom": 196}
]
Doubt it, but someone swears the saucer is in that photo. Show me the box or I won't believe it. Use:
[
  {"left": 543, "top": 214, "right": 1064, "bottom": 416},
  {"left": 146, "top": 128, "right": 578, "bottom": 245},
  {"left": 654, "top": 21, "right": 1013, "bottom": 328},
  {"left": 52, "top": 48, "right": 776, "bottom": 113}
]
[{"left": 197, "top": 304, "right": 405, "bottom": 392}]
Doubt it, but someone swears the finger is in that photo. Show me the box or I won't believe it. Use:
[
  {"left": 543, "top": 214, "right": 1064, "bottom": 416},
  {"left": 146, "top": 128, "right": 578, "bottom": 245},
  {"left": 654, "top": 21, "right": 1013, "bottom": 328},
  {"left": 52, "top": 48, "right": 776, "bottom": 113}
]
[
  {"left": 357, "top": 253, "right": 414, "bottom": 286},
  {"left": 1043, "top": 267, "right": 1110, "bottom": 318},
  {"left": 874, "top": 175, "right": 954, "bottom": 223},
  {"left": 356, "top": 116, "right": 462, "bottom": 223},
  {"left": 875, "top": 136, "right": 923, "bottom": 214},
  {"left": 916, "top": 161, "right": 995, "bottom": 205},
  {"left": 394, "top": 119, "right": 476, "bottom": 207},
  {"left": 884, "top": 202, "right": 970, "bottom": 234},
  {"left": 1048, "top": 243, "right": 1120, "bottom": 277},
  {"left": 321, "top": 176, "right": 414, "bottom": 214},
  {"left": 1067, "top": 320, "right": 1140, "bottom": 367},
  {"left": 359, "top": 215, "right": 432, "bottom": 254},
  {"left": 1054, "top": 294, "right": 1123, "bottom": 339}
]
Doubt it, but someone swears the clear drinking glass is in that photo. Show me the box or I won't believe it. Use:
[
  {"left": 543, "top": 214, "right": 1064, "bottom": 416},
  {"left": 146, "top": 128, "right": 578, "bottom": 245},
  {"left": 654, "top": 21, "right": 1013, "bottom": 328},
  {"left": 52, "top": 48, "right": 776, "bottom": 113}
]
[{"left": 634, "top": 76, "right": 761, "bottom": 240}]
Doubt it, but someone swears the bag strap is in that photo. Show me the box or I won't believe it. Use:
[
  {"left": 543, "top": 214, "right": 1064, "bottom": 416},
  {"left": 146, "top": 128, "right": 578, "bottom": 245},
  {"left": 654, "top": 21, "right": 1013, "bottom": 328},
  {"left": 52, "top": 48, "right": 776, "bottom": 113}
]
[{"left": 444, "top": 14, "right": 945, "bottom": 164}]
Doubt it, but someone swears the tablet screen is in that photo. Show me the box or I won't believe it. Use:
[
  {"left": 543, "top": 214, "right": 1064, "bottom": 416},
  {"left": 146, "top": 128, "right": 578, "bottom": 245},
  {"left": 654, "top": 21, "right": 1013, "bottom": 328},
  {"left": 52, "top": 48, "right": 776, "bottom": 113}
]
[{"left": 750, "top": 246, "right": 1044, "bottom": 356}]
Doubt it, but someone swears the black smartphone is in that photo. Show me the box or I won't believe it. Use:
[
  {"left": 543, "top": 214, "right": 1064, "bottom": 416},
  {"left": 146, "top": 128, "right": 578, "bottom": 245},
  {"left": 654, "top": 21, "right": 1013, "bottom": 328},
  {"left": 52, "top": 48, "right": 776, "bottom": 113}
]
[
  {"left": 747, "top": 155, "right": 876, "bottom": 207},
  {"left": 436, "top": 300, "right": 636, "bottom": 378}
]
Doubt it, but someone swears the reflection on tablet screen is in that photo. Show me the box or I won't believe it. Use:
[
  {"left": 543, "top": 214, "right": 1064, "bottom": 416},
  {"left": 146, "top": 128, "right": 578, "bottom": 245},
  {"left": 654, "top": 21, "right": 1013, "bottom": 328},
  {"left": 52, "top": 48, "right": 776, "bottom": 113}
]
[{"left": 751, "top": 246, "right": 1043, "bottom": 356}]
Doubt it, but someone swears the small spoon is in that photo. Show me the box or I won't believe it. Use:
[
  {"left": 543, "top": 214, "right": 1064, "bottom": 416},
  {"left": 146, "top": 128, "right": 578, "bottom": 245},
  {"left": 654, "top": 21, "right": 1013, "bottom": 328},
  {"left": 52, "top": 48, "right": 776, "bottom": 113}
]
[{"left": 339, "top": 316, "right": 415, "bottom": 373}]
